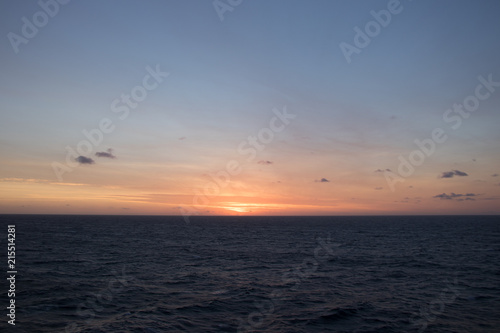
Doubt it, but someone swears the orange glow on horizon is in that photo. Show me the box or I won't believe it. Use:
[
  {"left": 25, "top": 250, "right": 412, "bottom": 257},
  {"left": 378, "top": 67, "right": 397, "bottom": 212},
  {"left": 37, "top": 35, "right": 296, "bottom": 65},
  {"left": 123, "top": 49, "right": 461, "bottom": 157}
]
[{"left": 1, "top": 176, "right": 500, "bottom": 216}]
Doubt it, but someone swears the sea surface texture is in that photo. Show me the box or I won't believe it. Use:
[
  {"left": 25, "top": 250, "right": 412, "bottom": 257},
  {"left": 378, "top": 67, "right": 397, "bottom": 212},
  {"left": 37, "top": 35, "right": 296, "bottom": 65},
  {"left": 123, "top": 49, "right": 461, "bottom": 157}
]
[{"left": 0, "top": 215, "right": 499, "bottom": 332}]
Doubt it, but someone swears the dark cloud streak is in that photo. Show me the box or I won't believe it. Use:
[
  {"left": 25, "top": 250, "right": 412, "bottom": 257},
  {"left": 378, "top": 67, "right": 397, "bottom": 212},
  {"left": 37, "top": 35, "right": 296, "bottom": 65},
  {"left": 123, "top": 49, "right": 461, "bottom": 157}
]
[
  {"left": 95, "top": 148, "right": 116, "bottom": 159},
  {"left": 433, "top": 192, "right": 477, "bottom": 200},
  {"left": 374, "top": 169, "right": 391, "bottom": 173},
  {"left": 439, "top": 170, "right": 468, "bottom": 178},
  {"left": 75, "top": 156, "right": 95, "bottom": 165}
]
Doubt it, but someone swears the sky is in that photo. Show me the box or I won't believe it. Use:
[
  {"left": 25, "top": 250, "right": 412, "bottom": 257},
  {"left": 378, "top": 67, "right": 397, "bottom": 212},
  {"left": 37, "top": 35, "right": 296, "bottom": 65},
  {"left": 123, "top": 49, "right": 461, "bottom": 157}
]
[{"left": 1, "top": 0, "right": 500, "bottom": 216}]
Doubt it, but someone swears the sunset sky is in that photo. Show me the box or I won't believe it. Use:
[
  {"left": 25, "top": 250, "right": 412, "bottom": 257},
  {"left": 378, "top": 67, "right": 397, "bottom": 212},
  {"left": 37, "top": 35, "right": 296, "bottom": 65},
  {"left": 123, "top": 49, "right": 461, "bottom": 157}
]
[{"left": 1, "top": 0, "right": 500, "bottom": 216}]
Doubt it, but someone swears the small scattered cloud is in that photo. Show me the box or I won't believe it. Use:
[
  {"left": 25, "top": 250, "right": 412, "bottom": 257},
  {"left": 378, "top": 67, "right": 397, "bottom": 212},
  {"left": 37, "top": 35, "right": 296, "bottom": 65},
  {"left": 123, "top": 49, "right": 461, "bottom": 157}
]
[
  {"left": 315, "top": 178, "right": 330, "bottom": 183},
  {"left": 95, "top": 148, "right": 116, "bottom": 159},
  {"left": 258, "top": 160, "right": 273, "bottom": 165},
  {"left": 439, "top": 170, "right": 468, "bottom": 178},
  {"left": 492, "top": 173, "right": 498, "bottom": 177},
  {"left": 453, "top": 170, "right": 468, "bottom": 176},
  {"left": 394, "top": 196, "right": 422, "bottom": 204},
  {"left": 440, "top": 171, "right": 455, "bottom": 178},
  {"left": 374, "top": 168, "right": 391, "bottom": 173},
  {"left": 178, "top": 137, "right": 186, "bottom": 140},
  {"left": 75, "top": 156, "right": 95, "bottom": 165},
  {"left": 433, "top": 192, "right": 478, "bottom": 201},
  {"left": 374, "top": 187, "right": 383, "bottom": 190}
]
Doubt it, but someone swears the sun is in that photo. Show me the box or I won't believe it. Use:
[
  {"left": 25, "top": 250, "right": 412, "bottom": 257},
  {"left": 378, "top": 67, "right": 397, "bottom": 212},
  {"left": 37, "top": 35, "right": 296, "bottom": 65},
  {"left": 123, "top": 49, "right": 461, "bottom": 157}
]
[
  {"left": 220, "top": 202, "right": 256, "bottom": 214},
  {"left": 225, "top": 207, "right": 250, "bottom": 213}
]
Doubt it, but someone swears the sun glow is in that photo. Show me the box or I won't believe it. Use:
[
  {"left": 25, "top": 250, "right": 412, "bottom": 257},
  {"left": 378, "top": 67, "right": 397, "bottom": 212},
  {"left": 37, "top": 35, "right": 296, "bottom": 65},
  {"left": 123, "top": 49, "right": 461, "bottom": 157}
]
[
  {"left": 224, "top": 207, "right": 250, "bottom": 213},
  {"left": 221, "top": 202, "right": 256, "bottom": 214}
]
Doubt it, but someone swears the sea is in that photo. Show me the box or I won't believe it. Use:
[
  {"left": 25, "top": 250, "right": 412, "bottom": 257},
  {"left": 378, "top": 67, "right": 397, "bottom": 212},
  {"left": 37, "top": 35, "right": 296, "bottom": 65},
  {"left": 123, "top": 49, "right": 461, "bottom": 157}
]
[{"left": 0, "top": 215, "right": 499, "bottom": 333}]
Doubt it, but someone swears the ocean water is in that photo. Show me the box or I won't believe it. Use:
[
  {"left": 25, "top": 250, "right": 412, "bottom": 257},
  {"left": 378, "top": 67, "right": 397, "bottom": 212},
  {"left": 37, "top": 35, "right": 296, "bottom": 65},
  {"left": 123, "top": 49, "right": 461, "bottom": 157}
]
[{"left": 1, "top": 215, "right": 499, "bottom": 333}]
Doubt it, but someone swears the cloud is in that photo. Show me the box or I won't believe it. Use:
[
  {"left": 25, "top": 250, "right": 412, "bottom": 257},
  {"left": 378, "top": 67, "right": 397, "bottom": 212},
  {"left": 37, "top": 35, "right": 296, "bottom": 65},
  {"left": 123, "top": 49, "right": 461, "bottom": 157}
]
[
  {"left": 0, "top": 178, "right": 48, "bottom": 184},
  {"left": 315, "top": 178, "right": 330, "bottom": 183},
  {"left": 439, "top": 170, "right": 468, "bottom": 178},
  {"left": 440, "top": 171, "right": 455, "bottom": 178},
  {"left": 374, "top": 168, "right": 391, "bottom": 173},
  {"left": 95, "top": 148, "right": 116, "bottom": 159},
  {"left": 394, "top": 196, "right": 422, "bottom": 204},
  {"left": 258, "top": 160, "right": 273, "bottom": 165},
  {"left": 453, "top": 170, "right": 468, "bottom": 176},
  {"left": 492, "top": 173, "right": 498, "bottom": 177},
  {"left": 0, "top": 178, "right": 86, "bottom": 186},
  {"left": 374, "top": 187, "right": 383, "bottom": 190},
  {"left": 178, "top": 137, "right": 186, "bottom": 140},
  {"left": 76, "top": 156, "right": 95, "bottom": 165},
  {"left": 433, "top": 192, "right": 478, "bottom": 201}
]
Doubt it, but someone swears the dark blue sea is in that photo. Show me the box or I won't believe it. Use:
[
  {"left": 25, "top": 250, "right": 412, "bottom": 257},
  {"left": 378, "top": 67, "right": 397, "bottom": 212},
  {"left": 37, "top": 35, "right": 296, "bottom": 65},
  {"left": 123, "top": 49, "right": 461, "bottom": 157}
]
[{"left": 1, "top": 215, "right": 499, "bottom": 332}]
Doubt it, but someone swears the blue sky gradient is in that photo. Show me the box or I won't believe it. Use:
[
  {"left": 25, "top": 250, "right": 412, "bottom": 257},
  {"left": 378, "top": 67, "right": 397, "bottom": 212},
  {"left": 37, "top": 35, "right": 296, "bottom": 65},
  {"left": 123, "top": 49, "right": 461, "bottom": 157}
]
[{"left": 1, "top": 0, "right": 500, "bottom": 215}]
